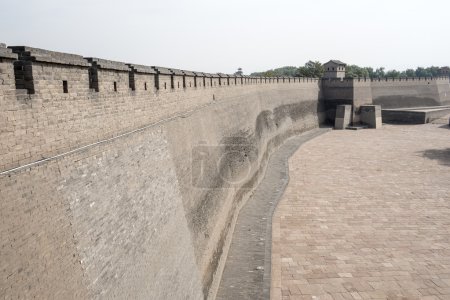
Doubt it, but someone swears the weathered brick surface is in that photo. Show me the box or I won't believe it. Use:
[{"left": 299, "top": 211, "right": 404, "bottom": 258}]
[
  {"left": 160, "top": 83, "right": 324, "bottom": 298},
  {"left": 1, "top": 126, "right": 205, "bottom": 299},
  {"left": 0, "top": 50, "right": 324, "bottom": 298},
  {"left": 0, "top": 51, "right": 322, "bottom": 174},
  {"left": 0, "top": 162, "right": 88, "bottom": 299},
  {"left": 272, "top": 123, "right": 450, "bottom": 300},
  {"left": 3, "top": 43, "right": 449, "bottom": 299},
  {"left": 371, "top": 77, "right": 450, "bottom": 108}
]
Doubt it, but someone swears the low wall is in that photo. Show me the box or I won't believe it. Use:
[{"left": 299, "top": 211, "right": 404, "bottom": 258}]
[
  {"left": 0, "top": 43, "right": 323, "bottom": 299},
  {"left": 382, "top": 106, "right": 450, "bottom": 124}
]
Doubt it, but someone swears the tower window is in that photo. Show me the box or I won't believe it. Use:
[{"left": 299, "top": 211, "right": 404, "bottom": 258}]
[
  {"left": 114, "top": 82, "right": 117, "bottom": 92},
  {"left": 144, "top": 82, "right": 147, "bottom": 90},
  {"left": 63, "top": 80, "right": 68, "bottom": 93}
]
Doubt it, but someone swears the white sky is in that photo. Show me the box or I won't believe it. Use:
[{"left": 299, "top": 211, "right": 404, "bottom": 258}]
[{"left": 1, "top": 0, "right": 448, "bottom": 74}]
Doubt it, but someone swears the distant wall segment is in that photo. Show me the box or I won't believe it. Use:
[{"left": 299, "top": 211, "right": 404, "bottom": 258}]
[
  {"left": 322, "top": 76, "right": 450, "bottom": 122},
  {"left": 371, "top": 76, "right": 450, "bottom": 108}
]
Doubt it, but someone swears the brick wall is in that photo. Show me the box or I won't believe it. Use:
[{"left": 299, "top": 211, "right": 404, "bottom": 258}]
[
  {"left": 3, "top": 43, "right": 449, "bottom": 299},
  {"left": 1, "top": 80, "right": 323, "bottom": 299},
  {"left": 371, "top": 77, "right": 450, "bottom": 108},
  {"left": 0, "top": 43, "right": 325, "bottom": 299}
]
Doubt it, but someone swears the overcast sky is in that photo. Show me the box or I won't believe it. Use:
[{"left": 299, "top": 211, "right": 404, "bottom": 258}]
[{"left": 1, "top": 0, "right": 448, "bottom": 74}]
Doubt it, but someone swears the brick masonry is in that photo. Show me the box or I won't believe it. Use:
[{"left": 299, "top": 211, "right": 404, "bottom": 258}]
[
  {"left": 0, "top": 43, "right": 325, "bottom": 299},
  {"left": 1, "top": 42, "right": 450, "bottom": 299}
]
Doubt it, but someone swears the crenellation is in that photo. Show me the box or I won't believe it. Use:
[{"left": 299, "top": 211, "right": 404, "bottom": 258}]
[
  {"left": 211, "top": 73, "right": 220, "bottom": 87},
  {"left": 9, "top": 46, "right": 89, "bottom": 67},
  {"left": 169, "top": 68, "right": 184, "bottom": 90},
  {"left": 128, "top": 63, "right": 156, "bottom": 93},
  {"left": 152, "top": 66, "right": 173, "bottom": 91},
  {"left": 182, "top": 70, "right": 196, "bottom": 88},
  {"left": 0, "top": 43, "right": 448, "bottom": 177},
  {"left": 8, "top": 46, "right": 90, "bottom": 97},
  {"left": 217, "top": 73, "right": 228, "bottom": 86},
  {"left": 194, "top": 71, "right": 206, "bottom": 87},
  {"left": 85, "top": 57, "right": 130, "bottom": 94},
  {"left": 202, "top": 72, "right": 212, "bottom": 87}
]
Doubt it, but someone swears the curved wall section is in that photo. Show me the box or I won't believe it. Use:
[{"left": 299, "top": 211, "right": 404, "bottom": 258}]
[{"left": 0, "top": 43, "right": 324, "bottom": 299}]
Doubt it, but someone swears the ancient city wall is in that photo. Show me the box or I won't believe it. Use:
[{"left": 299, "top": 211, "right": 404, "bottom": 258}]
[
  {"left": 371, "top": 76, "right": 450, "bottom": 108},
  {"left": 0, "top": 44, "right": 324, "bottom": 299},
  {"left": 2, "top": 43, "right": 450, "bottom": 299}
]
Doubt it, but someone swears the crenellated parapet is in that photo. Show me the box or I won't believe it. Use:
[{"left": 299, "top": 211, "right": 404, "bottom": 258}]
[
  {"left": 85, "top": 57, "right": 130, "bottom": 93},
  {"left": 371, "top": 76, "right": 449, "bottom": 83},
  {"left": 10, "top": 46, "right": 90, "bottom": 96},
  {"left": 2, "top": 42, "right": 448, "bottom": 172},
  {"left": 0, "top": 42, "right": 324, "bottom": 173},
  {"left": 1, "top": 43, "right": 322, "bottom": 103},
  {"left": 127, "top": 63, "right": 156, "bottom": 93}
]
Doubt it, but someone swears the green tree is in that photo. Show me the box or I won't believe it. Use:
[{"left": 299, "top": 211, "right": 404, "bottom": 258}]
[
  {"left": 373, "top": 67, "right": 385, "bottom": 78},
  {"left": 365, "top": 67, "right": 375, "bottom": 78},
  {"left": 272, "top": 66, "right": 298, "bottom": 77},
  {"left": 297, "top": 61, "right": 324, "bottom": 78},
  {"left": 345, "top": 65, "right": 370, "bottom": 78},
  {"left": 262, "top": 70, "right": 277, "bottom": 77},
  {"left": 385, "top": 70, "right": 401, "bottom": 78},
  {"left": 405, "top": 69, "right": 415, "bottom": 77},
  {"left": 415, "top": 67, "right": 429, "bottom": 77},
  {"left": 251, "top": 66, "right": 298, "bottom": 77},
  {"left": 414, "top": 67, "right": 440, "bottom": 77}
]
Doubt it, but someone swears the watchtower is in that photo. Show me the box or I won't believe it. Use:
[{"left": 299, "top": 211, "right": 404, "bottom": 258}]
[{"left": 323, "top": 60, "right": 346, "bottom": 79}]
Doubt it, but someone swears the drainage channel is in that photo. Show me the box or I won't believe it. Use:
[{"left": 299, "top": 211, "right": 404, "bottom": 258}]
[{"left": 216, "top": 128, "right": 330, "bottom": 300}]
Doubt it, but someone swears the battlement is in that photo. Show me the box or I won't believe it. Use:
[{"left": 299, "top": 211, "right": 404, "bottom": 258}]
[
  {"left": 323, "top": 76, "right": 449, "bottom": 85},
  {"left": 322, "top": 77, "right": 372, "bottom": 88},
  {"left": 370, "top": 76, "right": 449, "bottom": 83},
  {"left": 86, "top": 57, "right": 130, "bottom": 71},
  {"left": 0, "top": 42, "right": 323, "bottom": 99},
  {"left": 10, "top": 46, "right": 90, "bottom": 67}
]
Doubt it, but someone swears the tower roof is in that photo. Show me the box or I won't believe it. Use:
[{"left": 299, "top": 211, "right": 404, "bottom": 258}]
[{"left": 324, "top": 60, "right": 346, "bottom": 66}]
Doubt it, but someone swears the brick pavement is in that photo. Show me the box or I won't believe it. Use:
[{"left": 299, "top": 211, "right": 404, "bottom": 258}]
[{"left": 271, "top": 123, "right": 450, "bottom": 300}]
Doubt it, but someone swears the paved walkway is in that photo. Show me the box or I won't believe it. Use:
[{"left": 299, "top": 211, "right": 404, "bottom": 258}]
[{"left": 271, "top": 123, "right": 450, "bottom": 300}]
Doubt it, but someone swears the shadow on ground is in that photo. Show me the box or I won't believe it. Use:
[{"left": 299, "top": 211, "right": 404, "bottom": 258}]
[{"left": 420, "top": 148, "right": 450, "bottom": 166}]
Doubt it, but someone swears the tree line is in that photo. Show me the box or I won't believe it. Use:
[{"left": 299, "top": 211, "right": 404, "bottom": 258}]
[{"left": 250, "top": 61, "right": 446, "bottom": 78}]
